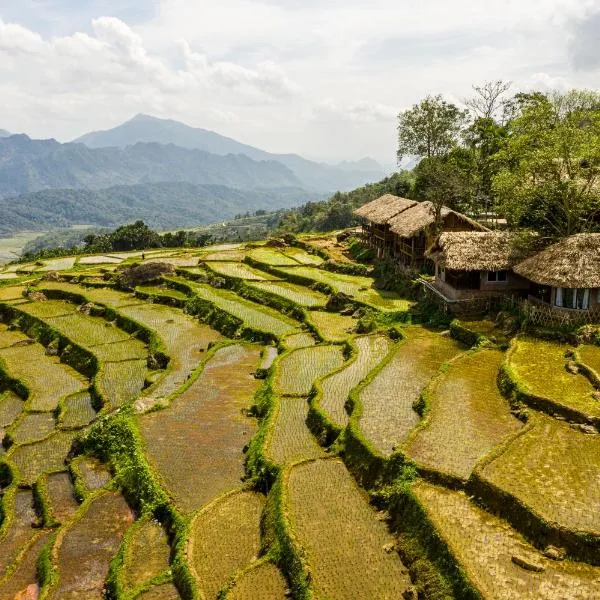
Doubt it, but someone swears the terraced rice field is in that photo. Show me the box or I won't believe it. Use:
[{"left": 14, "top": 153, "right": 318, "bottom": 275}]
[
  {"left": 73, "top": 456, "right": 111, "bottom": 492},
  {"left": 138, "top": 344, "right": 261, "bottom": 513},
  {"left": 189, "top": 490, "right": 265, "bottom": 598},
  {"left": 207, "top": 261, "right": 278, "bottom": 280},
  {"left": 277, "top": 266, "right": 412, "bottom": 311},
  {"left": 405, "top": 349, "right": 523, "bottom": 480},
  {"left": 578, "top": 344, "right": 600, "bottom": 375},
  {"left": 508, "top": 336, "right": 600, "bottom": 418},
  {"left": 200, "top": 249, "right": 246, "bottom": 261},
  {"left": 477, "top": 414, "right": 600, "bottom": 534},
  {"left": 319, "top": 334, "right": 394, "bottom": 428},
  {"left": 247, "top": 248, "right": 301, "bottom": 266},
  {"left": 414, "top": 482, "right": 600, "bottom": 599},
  {"left": 39, "top": 281, "right": 142, "bottom": 308},
  {"left": 183, "top": 280, "right": 300, "bottom": 337},
  {"left": 0, "top": 490, "right": 38, "bottom": 576},
  {"left": 249, "top": 280, "right": 328, "bottom": 307},
  {"left": 307, "top": 310, "right": 356, "bottom": 341},
  {"left": 287, "top": 459, "right": 411, "bottom": 599},
  {"left": 78, "top": 255, "right": 124, "bottom": 264},
  {"left": 281, "top": 246, "right": 324, "bottom": 265},
  {"left": 38, "top": 257, "right": 77, "bottom": 271},
  {"left": 44, "top": 472, "right": 80, "bottom": 524},
  {"left": 227, "top": 562, "right": 288, "bottom": 599},
  {"left": 274, "top": 345, "right": 345, "bottom": 396},
  {"left": 358, "top": 328, "right": 463, "bottom": 455},
  {"left": 283, "top": 332, "right": 316, "bottom": 349}
]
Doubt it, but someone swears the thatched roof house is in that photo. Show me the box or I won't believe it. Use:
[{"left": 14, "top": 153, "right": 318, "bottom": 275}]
[
  {"left": 353, "top": 194, "right": 417, "bottom": 224},
  {"left": 388, "top": 202, "right": 487, "bottom": 239},
  {"left": 514, "top": 234, "right": 600, "bottom": 289},
  {"left": 429, "top": 231, "right": 539, "bottom": 272}
]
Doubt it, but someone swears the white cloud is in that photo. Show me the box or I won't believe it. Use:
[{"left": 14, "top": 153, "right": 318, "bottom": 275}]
[{"left": 311, "top": 99, "right": 397, "bottom": 123}]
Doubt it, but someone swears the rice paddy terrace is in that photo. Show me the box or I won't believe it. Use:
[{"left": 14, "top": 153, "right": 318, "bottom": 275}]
[{"left": 0, "top": 236, "right": 599, "bottom": 599}]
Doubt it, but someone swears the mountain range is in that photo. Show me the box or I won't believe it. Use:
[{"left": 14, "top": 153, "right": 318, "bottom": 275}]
[{"left": 0, "top": 114, "right": 387, "bottom": 236}]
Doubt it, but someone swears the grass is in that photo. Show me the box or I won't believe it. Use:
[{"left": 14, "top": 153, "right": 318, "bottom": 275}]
[
  {"left": 118, "top": 302, "right": 222, "bottom": 400},
  {"left": 307, "top": 311, "right": 356, "bottom": 342},
  {"left": 319, "top": 334, "right": 394, "bottom": 429},
  {"left": 48, "top": 492, "right": 134, "bottom": 599},
  {"left": 405, "top": 349, "right": 523, "bottom": 480},
  {"left": 358, "top": 328, "right": 463, "bottom": 456},
  {"left": 266, "top": 397, "right": 325, "bottom": 466},
  {"left": 184, "top": 280, "right": 300, "bottom": 337},
  {"left": 248, "top": 248, "right": 301, "bottom": 266},
  {"left": 226, "top": 561, "right": 288, "bottom": 599},
  {"left": 478, "top": 413, "right": 600, "bottom": 534},
  {"left": 97, "top": 360, "right": 148, "bottom": 409},
  {"left": 283, "top": 333, "right": 316, "bottom": 349},
  {"left": 208, "top": 261, "right": 278, "bottom": 280},
  {"left": 0, "top": 490, "right": 38, "bottom": 576},
  {"left": 189, "top": 490, "right": 265, "bottom": 599},
  {"left": 45, "top": 472, "right": 80, "bottom": 525},
  {"left": 413, "top": 481, "right": 600, "bottom": 599},
  {"left": 249, "top": 281, "right": 328, "bottom": 308},
  {"left": 277, "top": 266, "right": 412, "bottom": 311},
  {"left": 0, "top": 338, "right": 88, "bottom": 411},
  {"left": 0, "top": 531, "right": 51, "bottom": 598},
  {"left": 9, "top": 412, "right": 56, "bottom": 444},
  {"left": 122, "top": 517, "right": 171, "bottom": 592},
  {"left": 286, "top": 458, "right": 411, "bottom": 599},
  {"left": 9, "top": 430, "right": 79, "bottom": 485},
  {"left": 60, "top": 392, "right": 97, "bottom": 429},
  {"left": 508, "top": 336, "right": 600, "bottom": 417},
  {"left": 138, "top": 344, "right": 261, "bottom": 514},
  {"left": 274, "top": 345, "right": 345, "bottom": 397}
]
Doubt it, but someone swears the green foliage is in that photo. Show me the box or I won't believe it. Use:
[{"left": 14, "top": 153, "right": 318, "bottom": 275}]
[{"left": 346, "top": 237, "right": 375, "bottom": 262}]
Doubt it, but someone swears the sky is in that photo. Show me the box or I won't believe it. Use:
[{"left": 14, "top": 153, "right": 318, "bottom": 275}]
[{"left": 0, "top": 0, "right": 599, "bottom": 165}]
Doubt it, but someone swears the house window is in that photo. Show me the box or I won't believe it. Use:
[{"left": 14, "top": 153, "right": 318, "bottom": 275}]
[
  {"left": 487, "top": 270, "right": 508, "bottom": 283},
  {"left": 555, "top": 288, "right": 590, "bottom": 310}
]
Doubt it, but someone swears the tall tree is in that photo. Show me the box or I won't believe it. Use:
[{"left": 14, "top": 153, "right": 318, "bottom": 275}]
[
  {"left": 493, "top": 90, "right": 600, "bottom": 237},
  {"left": 397, "top": 95, "right": 469, "bottom": 162},
  {"left": 465, "top": 80, "right": 512, "bottom": 121}
]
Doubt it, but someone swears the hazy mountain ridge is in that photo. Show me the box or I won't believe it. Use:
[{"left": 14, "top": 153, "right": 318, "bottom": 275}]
[
  {"left": 74, "top": 114, "right": 386, "bottom": 190},
  {"left": 0, "top": 182, "right": 318, "bottom": 235}
]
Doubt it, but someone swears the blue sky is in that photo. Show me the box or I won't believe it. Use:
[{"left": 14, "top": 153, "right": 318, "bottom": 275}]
[{"left": 0, "top": 0, "right": 598, "bottom": 163}]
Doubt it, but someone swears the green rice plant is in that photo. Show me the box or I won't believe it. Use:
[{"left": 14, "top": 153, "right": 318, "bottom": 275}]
[
  {"left": 404, "top": 349, "right": 523, "bottom": 481},
  {"left": 0, "top": 530, "right": 50, "bottom": 598},
  {"left": 207, "top": 261, "right": 278, "bottom": 281},
  {"left": 135, "top": 583, "right": 181, "bottom": 599},
  {"left": 281, "top": 247, "right": 324, "bottom": 265},
  {"left": 224, "top": 559, "right": 288, "bottom": 599},
  {"left": 78, "top": 255, "right": 123, "bottom": 264},
  {"left": 413, "top": 481, "right": 600, "bottom": 599},
  {"left": 265, "top": 396, "right": 324, "bottom": 466},
  {"left": 136, "top": 285, "right": 189, "bottom": 302},
  {"left": 189, "top": 489, "right": 265, "bottom": 599},
  {"left": 9, "top": 430, "right": 79, "bottom": 485},
  {"left": 356, "top": 328, "right": 463, "bottom": 456},
  {"left": 92, "top": 339, "right": 148, "bottom": 362},
  {"left": 0, "top": 391, "right": 24, "bottom": 428},
  {"left": 0, "top": 339, "right": 88, "bottom": 412},
  {"left": 59, "top": 392, "right": 97, "bottom": 429},
  {"left": 249, "top": 281, "right": 328, "bottom": 308},
  {"left": 184, "top": 281, "right": 300, "bottom": 338},
  {"left": 118, "top": 302, "right": 222, "bottom": 400},
  {"left": 286, "top": 458, "right": 411, "bottom": 599},
  {"left": 577, "top": 344, "right": 600, "bottom": 381},
  {"left": 0, "top": 286, "right": 27, "bottom": 302},
  {"left": 38, "top": 257, "right": 77, "bottom": 272},
  {"left": 39, "top": 281, "right": 142, "bottom": 308},
  {"left": 476, "top": 413, "right": 600, "bottom": 537},
  {"left": 283, "top": 333, "right": 316, "bottom": 349},
  {"left": 138, "top": 344, "right": 261, "bottom": 514},
  {"left": 200, "top": 249, "right": 246, "bottom": 261},
  {"left": 96, "top": 360, "right": 147, "bottom": 409},
  {"left": 0, "top": 489, "right": 39, "bottom": 576},
  {"left": 18, "top": 300, "right": 77, "bottom": 319},
  {"left": 43, "top": 472, "right": 80, "bottom": 526},
  {"left": 247, "top": 248, "right": 300, "bottom": 266},
  {"left": 8, "top": 412, "right": 56, "bottom": 445},
  {"left": 45, "top": 312, "right": 134, "bottom": 346},
  {"left": 276, "top": 266, "right": 412, "bottom": 311},
  {"left": 507, "top": 336, "right": 600, "bottom": 420},
  {"left": 121, "top": 516, "right": 171, "bottom": 593},
  {"left": 46, "top": 491, "right": 134, "bottom": 599},
  {"left": 274, "top": 345, "right": 345, "bottom": 397},
  {"left": 307, "top": 311, "right": 356, "bottom": 342}
]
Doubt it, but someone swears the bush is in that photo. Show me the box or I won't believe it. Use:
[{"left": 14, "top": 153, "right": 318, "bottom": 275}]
[{"left": 115, "top": 262, "right": 174, "bottom": 289}]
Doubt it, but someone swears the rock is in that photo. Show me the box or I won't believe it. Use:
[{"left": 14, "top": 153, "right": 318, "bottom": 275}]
[
  {"left": 511, "top": 555, "right": 545, "bottom": 572},
  {"left": 543, "top": 545, "right": 566, "bottom": 561},
  {"left": 402, "top": 587, "right": 418, "bottom": 599},
  {"left": 440, "top": 330, "right": 451, "bottom": 337},
  {"left": 78, "top": 302, "right": 95, "bottom": 315},
  {"left": 41, "top": 271, "right": 63, "bottom": 282},
  {"left": 336, "top": 230, "right": 352, "bottom": 242},
  {"left": 566, "top": 360, "right": 579, "bottom": 375},
  {"left": 147, "top": 355, "right": 162, "bottom": 370},
  {"left": 570, "top": 423, "right": 597, "bottom": 435},
  {"left": 326, "top": 292, "right": 353, "bottom": 312},
  {"left": 340, "top": 306, "right": 355, "bottom": 316},
  {"left": 26, "top": 291, "right": 47, "bottom": 302},
  {"left": 265, "top": 238, "right": 286, "bottom": 247},
  {"left": 383, "top": 542, "right": 395, "bottom": 554},
  {"left": 592, "top": 391, "right": 600, "bottom": 402},
  {"left": 12, "top": 339, "right": 34, "bottom": 347}
]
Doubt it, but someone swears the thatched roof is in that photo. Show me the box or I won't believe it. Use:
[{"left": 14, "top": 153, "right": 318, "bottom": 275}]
[
  {"left": 428, "top": 231, "right": 540, "bottom": 271},
  {"left": 388, "top": 201, "right": 488, "bottom": 238},
  {"left": 353, "top": 194, "right": 418, "bottom": 225},
  {"left": 514, "top": 234, "right": 600, "bottom": 288}
]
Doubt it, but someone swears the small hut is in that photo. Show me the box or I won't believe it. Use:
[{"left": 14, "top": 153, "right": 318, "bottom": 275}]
[
  {"left": 514, "top": 234, "right": 600, "bottom": 312},
  {"left": 427, "top": 231, "right": 538, "bottom": 301},
  {"left": 388, "top": 202, "right": 489, "bottom": 269},
  {"left": 353, "top": 194, "right": 418, "bottom": 257}
]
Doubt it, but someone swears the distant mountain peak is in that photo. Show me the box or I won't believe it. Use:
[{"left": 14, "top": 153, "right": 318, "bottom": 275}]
[{"left": 0, "top": 129, "right": 11, "bottom": 138}]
